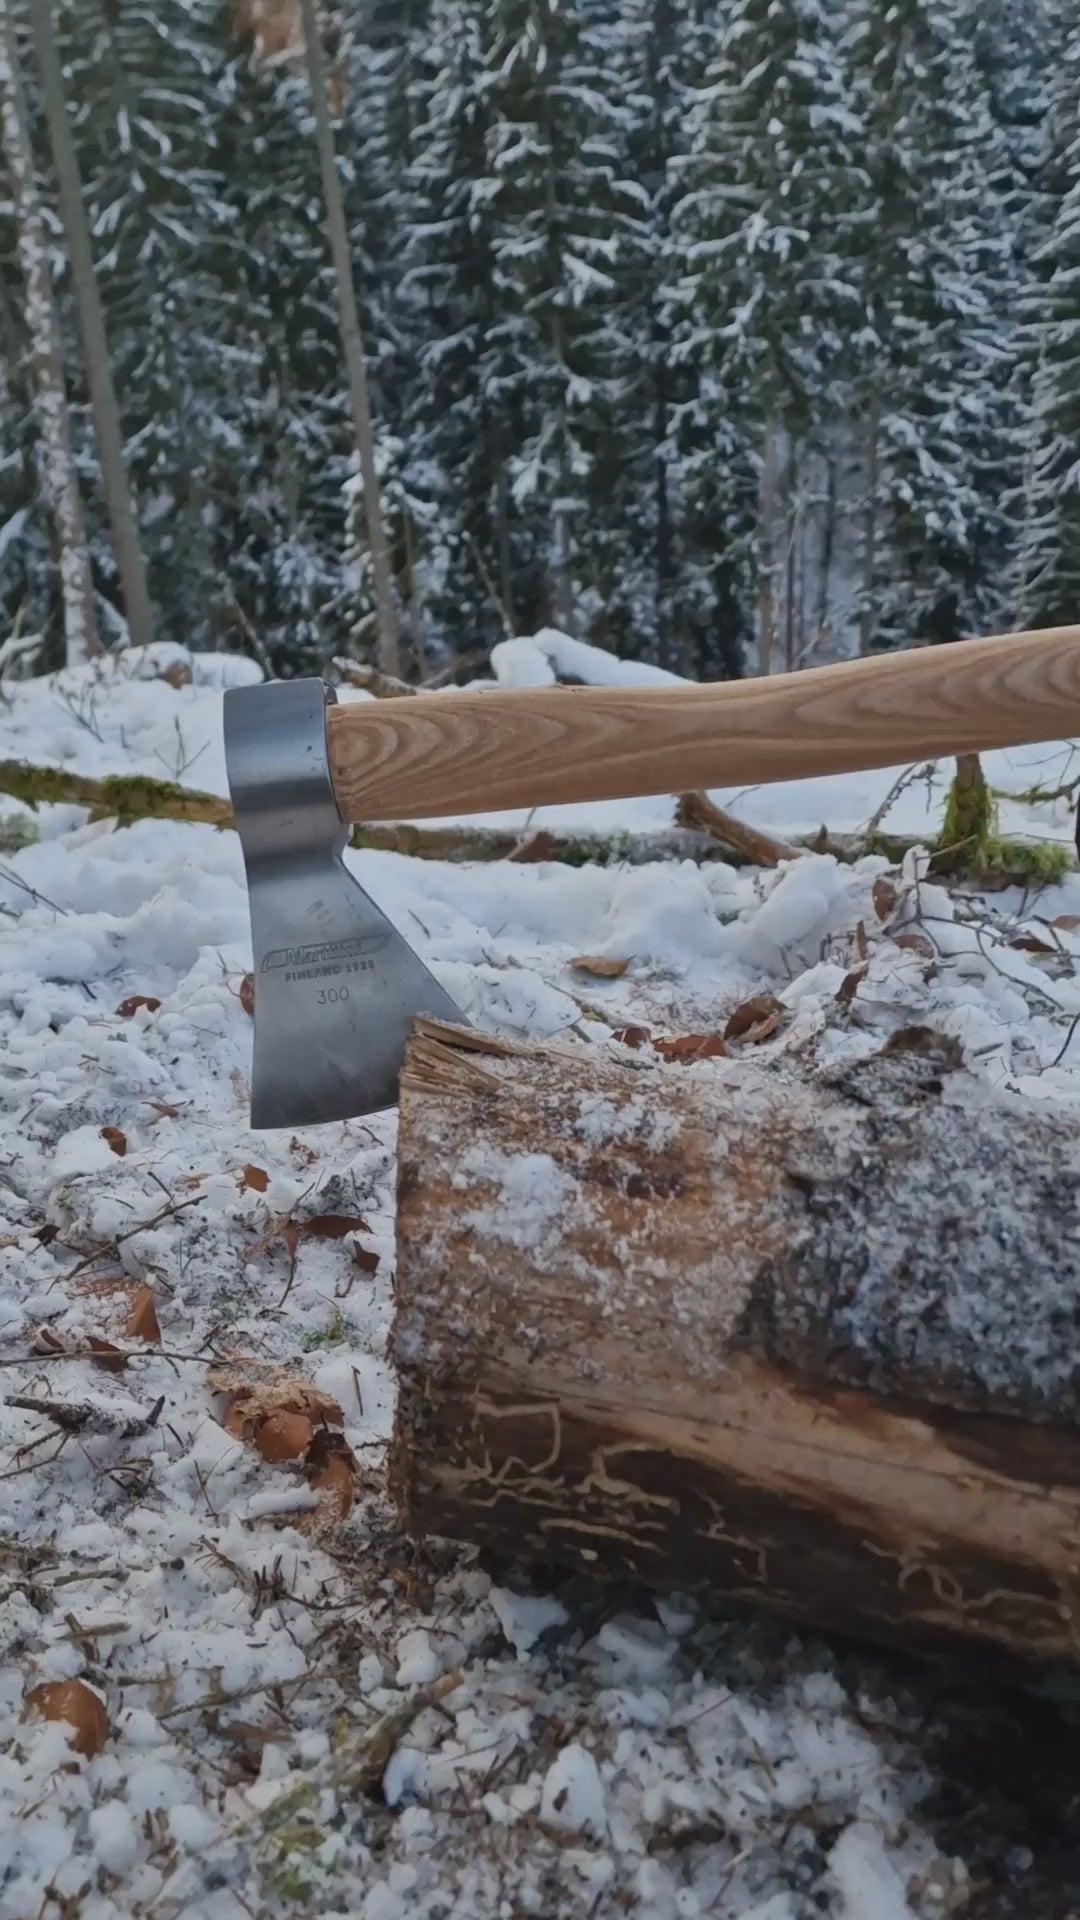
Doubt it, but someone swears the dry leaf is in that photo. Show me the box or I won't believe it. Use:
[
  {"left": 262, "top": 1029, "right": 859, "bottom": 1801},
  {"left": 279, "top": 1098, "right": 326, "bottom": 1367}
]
[
  {"left": 255, "top": 1411, "right": 314, "bottom": 1463},
  {"left": 570, "top": 955, "right": 629, "bottom": 978},
  {"left": 160, "top": 659, "right": 193, "bottom": 689},
  {"left": 894, "top": 929, "right": 936, "bottom": 960},
  {"left": 100, "top": 1127, "right": 127, "bottom": 1157},
  {"left": 240, "top": 1164, "right": 269, "bottom": 1193},
  {"left": 1008, "top": 930, "right": 1055, "bottom": 955},
  {"left": 612, "top": 1026, "right": 651, "bottom": 1051},
  {"left": 32, "top": 1325, "right": 67, "bottom": 1354},
  {"left": 352, "top": 1244, "right": 379, "bottom": 1277},
  {"left": 836, "top": 964, "right": 868, "bottom": 1009},
  {"left": 303, "top": 1213, "right": 371, "bottom": 1242},
  {"left": 872, "top": 876, "right": 900, "bottom": 922},
  {"left": 855, "top": 920, "right": 869, "bottom": 963},
  {"left": 246, "top": 1211, "right": 370, "bottom": 1265},
  {"left": 147, "top": 1098, "right": 181, "bottom": 1119},
  {"left": 239, "top": 974, "right": 255, "bottom": 1017},
  {"left": 87, "top": 1335, "right": 128, "bottom": 1375},
  {"left": 724, "top": 994, "right": 785, "bottom": 1044},
  {"left": 116, "top": 995, "right": 162, "bottom": 1019},
  {"left": 125, "top": 1286, "right": 161, "bottom": 1345},
  {"left": 24, "top": 1679, "right": 109, "bottom": 1757},
  {"left": 654, "top": 1033, "right": 727, "bottom": 1063},
  {"left": 1052, "top": 914, "right": 1080, "bottom": 932},
  {"left": 508, "top": 830, "right": 556, "bottom": 863}
]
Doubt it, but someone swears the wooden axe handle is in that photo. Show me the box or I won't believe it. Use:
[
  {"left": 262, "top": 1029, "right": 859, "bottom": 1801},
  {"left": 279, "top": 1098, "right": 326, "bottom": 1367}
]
[{"left": 326, "top": 624, "right": 1080, "bottom": 823}]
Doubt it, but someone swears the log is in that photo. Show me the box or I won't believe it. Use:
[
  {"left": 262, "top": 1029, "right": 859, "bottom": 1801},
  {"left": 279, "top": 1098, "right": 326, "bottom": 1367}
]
[
  {"left": 0, "top": 758, "right": 1069, "bottom": 881},
  {"left": 391, "top": 1020, "right": 1080, "bottom": 1668}
]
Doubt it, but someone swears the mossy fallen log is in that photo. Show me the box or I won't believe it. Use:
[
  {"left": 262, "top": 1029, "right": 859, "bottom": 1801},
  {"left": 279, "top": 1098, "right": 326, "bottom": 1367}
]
[{"left": 0, "top": 756, "right": 1070, "bottom": 881}]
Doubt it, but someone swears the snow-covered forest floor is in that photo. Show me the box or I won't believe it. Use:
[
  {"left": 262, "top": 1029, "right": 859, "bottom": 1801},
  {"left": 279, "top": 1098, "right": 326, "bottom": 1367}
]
[{"left": 2, "top": 644, "right": 1080, "bottom": 1920}]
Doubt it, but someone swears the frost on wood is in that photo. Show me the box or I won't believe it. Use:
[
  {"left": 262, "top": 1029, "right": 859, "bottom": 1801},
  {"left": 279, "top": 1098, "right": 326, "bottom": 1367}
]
[{"left": 393, "top": 1021, "right": 1080, "bottom": 1666}]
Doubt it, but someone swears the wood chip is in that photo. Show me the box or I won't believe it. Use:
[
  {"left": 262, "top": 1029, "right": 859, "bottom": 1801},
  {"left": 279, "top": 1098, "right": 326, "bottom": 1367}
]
[
  {"left": 208, "top": 1361, "right": 345, "bottom": 1431},
  {"left": 100, "top": 1126, "right": 127, "bottom": 1157},
  {"left": 569, "top": 955, "right": 629, "bottom": 978},
  {"left": 255, "top": 1412, "right": 315, "bottom": 1463},
  {"left": 297, "top": 1453, "right": 355, "bottom": 1535}
]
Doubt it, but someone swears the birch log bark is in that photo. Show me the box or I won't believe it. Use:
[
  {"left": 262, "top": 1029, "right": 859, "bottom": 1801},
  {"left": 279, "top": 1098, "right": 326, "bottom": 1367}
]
[
  {"left": 0, "top": 2, "right": 98, "bottom": 665},
  {"left": 28, "top": 0, "right": 153, "bottom": 654}
]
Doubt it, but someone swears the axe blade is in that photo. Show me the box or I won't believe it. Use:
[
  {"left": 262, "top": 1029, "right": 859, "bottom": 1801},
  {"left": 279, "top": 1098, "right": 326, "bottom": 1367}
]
[{"left": 224, "top": 678, "right": 466, "bottom": 1130}]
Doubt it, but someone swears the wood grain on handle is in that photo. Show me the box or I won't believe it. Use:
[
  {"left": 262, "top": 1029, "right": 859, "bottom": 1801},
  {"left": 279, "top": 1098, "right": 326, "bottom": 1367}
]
[{"left": 326, "top": 624, "right": 1080, "bottom": 822}]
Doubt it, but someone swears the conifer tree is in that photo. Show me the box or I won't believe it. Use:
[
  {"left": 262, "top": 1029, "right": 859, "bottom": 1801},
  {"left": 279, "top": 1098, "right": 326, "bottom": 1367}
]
[
  {"left": 669, "top": 0, "right": 857, "bottom": 673},
  {"left": 1013, "top": 20, "right": 1080, "bottom": 626},
  {"left": 844, "top": 0, "right": 1007, "bottom": 651}
]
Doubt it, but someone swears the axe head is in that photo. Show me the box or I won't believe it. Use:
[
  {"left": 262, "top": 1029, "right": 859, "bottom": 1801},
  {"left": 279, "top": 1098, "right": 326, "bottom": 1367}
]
[{"left": 224, "top": 677, "right": 466, "bottom": 1130}]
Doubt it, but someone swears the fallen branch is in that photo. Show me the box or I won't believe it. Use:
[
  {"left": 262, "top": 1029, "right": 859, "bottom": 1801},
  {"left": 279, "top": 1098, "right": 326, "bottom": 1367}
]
[
  {"left": 677, "top": 790, "right": 800, "bottom": 866},
  {"left": 331, "top": 658, "right": 415, "bottom": 699},
  {"left": 0, "top": 759, "right": 1071, "bottom": 882}
]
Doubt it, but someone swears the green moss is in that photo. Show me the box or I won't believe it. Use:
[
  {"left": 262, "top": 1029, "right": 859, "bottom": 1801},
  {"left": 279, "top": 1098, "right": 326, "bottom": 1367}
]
[
  {"left": 301, "top": 1306, "right": 347, "bottom": 1350},
  {"left": 983, "top": 836, "right": 1070, "bottom": 884},
  {"left": 0, "top": 812, "right": 38, "bottom": 852},
  {"left": 938, "top": 753, "right": 994, "bottom": 865}
]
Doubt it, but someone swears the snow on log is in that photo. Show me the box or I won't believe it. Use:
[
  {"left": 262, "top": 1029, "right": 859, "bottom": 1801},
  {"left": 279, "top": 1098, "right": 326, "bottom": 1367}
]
[{"left": 391, "top": 1019, "right": 1080, "bottom": 1667}]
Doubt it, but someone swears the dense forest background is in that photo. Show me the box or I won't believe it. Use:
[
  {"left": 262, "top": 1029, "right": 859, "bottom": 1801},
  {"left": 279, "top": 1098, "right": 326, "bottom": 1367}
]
[{"left": 1, "top": 0, "right": 1078, "bottom": 682}]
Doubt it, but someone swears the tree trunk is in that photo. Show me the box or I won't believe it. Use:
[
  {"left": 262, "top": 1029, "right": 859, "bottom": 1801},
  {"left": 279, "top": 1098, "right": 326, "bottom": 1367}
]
[
  {"left": 757, "top": 422, "right": 777, "bottom": 674},
  {"left": 297, "top": 0, "right": 400, "bottom": 678},
  {"left": 859, "top": 399, "right": 880, "bottom": 655},
  {"left": 28, "top": 0, "right": 152, "bottom": 654},
  {"left": 392, "top": 1020, "right": 1080, "bottom": 1669},
  {"left": 0, "top": 6, "right": 98, "bottom": 665}
]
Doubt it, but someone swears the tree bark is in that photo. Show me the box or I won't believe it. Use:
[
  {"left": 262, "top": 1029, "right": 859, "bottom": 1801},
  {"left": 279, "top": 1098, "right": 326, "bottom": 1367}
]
[
  {"left": 28, "top": 0, "right": 153, "bottom": 654},
  {"left": 392, "top": 1020, "right": 1080, "bottom": 1668},
  {"left": 297, "top": 0, "right": 400, "bottom": 679},
  {"left": 0, "top": 6, "right": 98, "bottom": 665}
]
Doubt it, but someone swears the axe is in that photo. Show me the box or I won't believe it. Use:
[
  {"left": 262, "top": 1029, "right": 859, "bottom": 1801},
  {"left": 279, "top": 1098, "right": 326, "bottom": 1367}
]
[{"left": 224, "top": 623, "right": 1080, "bottom": 1128}]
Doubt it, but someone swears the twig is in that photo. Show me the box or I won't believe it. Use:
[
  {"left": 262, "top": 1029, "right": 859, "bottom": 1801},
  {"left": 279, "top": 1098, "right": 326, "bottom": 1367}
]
[
  {"left": 1051, "top": 1012, "right": 1080, "bottom": 1070},
  {"left": 59, "top": 1194, "right": 204, "bottom": 1286},
  {"left": 7, "top": 1393, "right": 165, "bottom": 1436},
  {"left": 857, "top": 762, "right": 934, "bottom": 850},
  {"left": 331, "top": 657, "right": 414, "bottom": 699}
]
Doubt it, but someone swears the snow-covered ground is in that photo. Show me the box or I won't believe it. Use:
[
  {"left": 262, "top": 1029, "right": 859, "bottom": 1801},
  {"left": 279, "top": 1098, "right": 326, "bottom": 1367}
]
[{"left": 1, "top": 642, "right": 1079, "bottom": 1919}]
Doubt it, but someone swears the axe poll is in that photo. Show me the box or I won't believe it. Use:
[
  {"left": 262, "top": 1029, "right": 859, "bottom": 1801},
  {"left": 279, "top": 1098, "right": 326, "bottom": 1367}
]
[{"left": 225, "top": 623, "right": 1080, "bottom": 1129}]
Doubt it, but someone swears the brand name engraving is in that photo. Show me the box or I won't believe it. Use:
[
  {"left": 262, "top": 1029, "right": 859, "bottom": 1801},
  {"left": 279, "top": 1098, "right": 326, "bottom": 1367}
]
[{"left": 261, "top": 934, "right": 388, "bottom": 984}]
